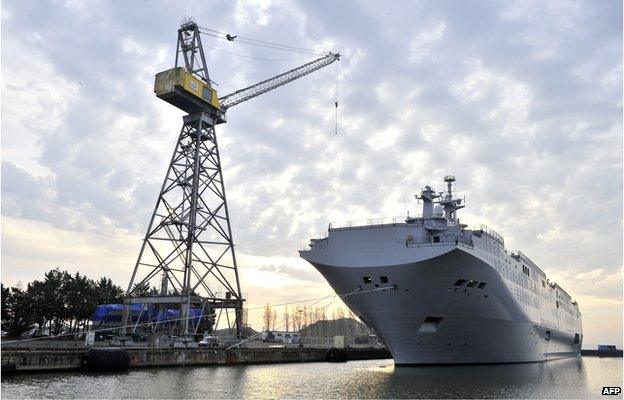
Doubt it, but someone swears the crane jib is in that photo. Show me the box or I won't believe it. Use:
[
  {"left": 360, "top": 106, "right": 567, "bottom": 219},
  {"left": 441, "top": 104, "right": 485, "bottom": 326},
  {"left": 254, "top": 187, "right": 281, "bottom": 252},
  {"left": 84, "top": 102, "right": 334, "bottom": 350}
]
[{"left": 218, "top": 52, "right": 340, "bottom": 111}]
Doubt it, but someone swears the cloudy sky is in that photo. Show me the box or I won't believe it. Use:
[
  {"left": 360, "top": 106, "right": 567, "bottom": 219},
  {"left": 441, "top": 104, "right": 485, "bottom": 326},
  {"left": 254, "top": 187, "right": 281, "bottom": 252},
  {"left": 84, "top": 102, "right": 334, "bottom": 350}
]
[{"left": 1, "top": 0, "right": 622, "bottom": 346}]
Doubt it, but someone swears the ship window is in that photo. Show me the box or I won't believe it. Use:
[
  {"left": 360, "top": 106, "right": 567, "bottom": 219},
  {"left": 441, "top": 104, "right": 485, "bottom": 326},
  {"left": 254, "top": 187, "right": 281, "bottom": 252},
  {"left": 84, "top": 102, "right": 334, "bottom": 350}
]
[
  {"left": 454, "top": 279, "right": 466, "bottom": 286},
  {"left": 574, "top": 333, "right": 579, "bottom": 344},
  {"left": 546, "top": 330, "right": 551, "bottom": 341},
  {"left": 467, "top": 280, "right": 477, "bottom": 287},
  {"left": 363, "top": 276, "right": 372, "bottom": 284},
  {"left": 380, "top": 276, "right": 389, "bottom": 283},
  {"left": 556, "top": 301, "right": 559, "bottom": 308},
  {"left": 433, "top": 236, "right": 440, "bottom": 243},
  {"left": 542, "top": 280, "right": 545, "bottom": 287},
  {"left": 477, "top": 282, "right": 487, "bottom": 289}
]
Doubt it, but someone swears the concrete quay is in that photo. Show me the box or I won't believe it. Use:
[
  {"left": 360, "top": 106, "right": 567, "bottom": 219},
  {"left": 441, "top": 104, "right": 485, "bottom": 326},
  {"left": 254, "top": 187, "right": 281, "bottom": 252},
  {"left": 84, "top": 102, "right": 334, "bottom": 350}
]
[
  {"left": 580, "top": 349, "right": 623, "bottom": 357},
  {"left": 1, "top": 347, "right": 392, "bottom": 374}
]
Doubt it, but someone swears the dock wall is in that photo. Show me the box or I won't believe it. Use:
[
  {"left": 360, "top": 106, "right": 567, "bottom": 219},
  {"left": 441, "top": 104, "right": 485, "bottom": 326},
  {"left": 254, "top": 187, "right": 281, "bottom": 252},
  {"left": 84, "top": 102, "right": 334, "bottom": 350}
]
[
  {"left": 580, "top": 349, "right": 623, "bottom": 357},
  {"left": 1, "top": 347, "right": 392, "bottom": 373}
]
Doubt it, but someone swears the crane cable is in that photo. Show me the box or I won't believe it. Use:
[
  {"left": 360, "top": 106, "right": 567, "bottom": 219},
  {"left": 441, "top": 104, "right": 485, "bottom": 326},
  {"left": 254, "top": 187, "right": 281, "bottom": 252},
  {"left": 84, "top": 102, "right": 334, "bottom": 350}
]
[
  {"left": 334, "top": 65, "right": 341, "bottom": 135},
  {"left": 199, "top": 26, "right": 322, "bottom": 54},
  {"left": 334, "top": 76, "right": 339, "bottom": 135},
  {"left": 204, "top": 44, "right": 316, "bottom": 62},
  {"left": 199, "top": 26, "right": 341, "bottom": 124},
  {"left": 334, "top": 101, "right": 338, "bottom": 135},
  {"left": 201, "top": 31, "right": 321, "bottom": 56},
  {"left": 198, "top": 26, "right": 324, "bottom": 56}
]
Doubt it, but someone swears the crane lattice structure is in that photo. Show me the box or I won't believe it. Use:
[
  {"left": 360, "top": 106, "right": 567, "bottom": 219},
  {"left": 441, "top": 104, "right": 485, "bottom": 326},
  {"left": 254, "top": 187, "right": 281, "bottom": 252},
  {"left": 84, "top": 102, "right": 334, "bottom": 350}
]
[{"left": 122, "top": 19, "right": 339, "bottom": 337}]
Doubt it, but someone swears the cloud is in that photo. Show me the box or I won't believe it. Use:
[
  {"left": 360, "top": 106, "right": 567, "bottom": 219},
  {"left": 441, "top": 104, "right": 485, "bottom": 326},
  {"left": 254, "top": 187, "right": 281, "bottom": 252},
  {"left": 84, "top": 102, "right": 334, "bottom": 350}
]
[
  {"left": 1, "top": 0, "right": 621, "bottom": 343},
  {"left": 408, "top": 19, "right": 447, "bottom": 64}
]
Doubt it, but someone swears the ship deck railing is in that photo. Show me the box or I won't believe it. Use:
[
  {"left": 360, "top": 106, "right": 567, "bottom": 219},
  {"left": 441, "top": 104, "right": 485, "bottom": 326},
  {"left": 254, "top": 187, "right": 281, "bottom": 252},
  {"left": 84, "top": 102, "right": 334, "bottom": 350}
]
[
  {"left": 512, "top": 251, "right": 547, "bottom": 279},
  {"left": 406, "top": 235, "right": 473, "bottom": 249},
  {"left": 329, "top": 216, "right": 413, "bottom": 231},
  {"left": 473, "top": 224, "right": 505, "bottom": 246}
]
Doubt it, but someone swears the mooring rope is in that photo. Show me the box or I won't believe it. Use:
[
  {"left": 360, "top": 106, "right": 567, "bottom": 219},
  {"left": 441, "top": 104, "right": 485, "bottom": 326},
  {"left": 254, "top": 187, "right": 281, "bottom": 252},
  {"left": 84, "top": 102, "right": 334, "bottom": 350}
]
[
  {"left": 2, "top": 285, "right": 397, "bottom": 345},
  {"left": 225, "top": 285, "right": 397, "bottom": 349}
]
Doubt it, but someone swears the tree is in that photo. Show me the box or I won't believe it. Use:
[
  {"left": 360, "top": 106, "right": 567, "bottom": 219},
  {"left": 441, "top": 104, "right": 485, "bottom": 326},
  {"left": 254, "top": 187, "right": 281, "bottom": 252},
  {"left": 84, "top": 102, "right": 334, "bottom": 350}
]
[
  {"left": 336, "top": 307, "right": 345, "bottom": 333},
  {"left": 132, "top": 282, "right": 151, "bottom": 296},
  {"left": 67, "top": 272, "right": 101, "bottom": 332},
  {"left": 1, "top": 284, "right": 10, "bottom": 323},
  {"left": 4, "top": 287, "right": 35, "bottom": 336},
  {"left": 263, "top": 303, "right": 272, "bottom": 331},
  {"left": 292, "top": 307, "right": 302, "bottom": 331},
  {"left": 41, "top": 269, "right": 71, "bottom": 333},
  {"left": 26, "top": 280, "right": 48, "bottom": 330},
  {"left": 95, "top": 277, "right": 124, "bottom": 305},
  {"left": 1, "top": 268, "right": 126, "bottom": 337},
  {"left": 271, "top": 309, "right": 277, "bottom": 331},
  {"left": 302, "top": 306, "right": 308, "bottom": 327},
  {"left": 283, "top": 306, "right": 290, "bottom": 332}
]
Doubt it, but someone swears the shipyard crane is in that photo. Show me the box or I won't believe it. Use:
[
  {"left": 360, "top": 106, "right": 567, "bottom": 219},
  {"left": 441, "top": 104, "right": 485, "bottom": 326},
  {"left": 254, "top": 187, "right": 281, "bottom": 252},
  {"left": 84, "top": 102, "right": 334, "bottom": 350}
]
[
  {"left": 218, "top": 54, "right": 340, "bottom": 110},
  {"left": 121, "top": 19, "right": 340, "bottom": 338}
]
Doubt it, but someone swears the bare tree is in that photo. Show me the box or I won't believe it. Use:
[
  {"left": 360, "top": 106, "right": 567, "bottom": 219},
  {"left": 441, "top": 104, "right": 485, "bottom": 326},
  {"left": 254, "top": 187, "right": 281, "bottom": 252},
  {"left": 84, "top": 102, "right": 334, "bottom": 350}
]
[
  {"left": 293, "top": 307, "right": 302, "bottom": 331},
  {"left": 317, "top": 307, "right": 326, "bottom": 337},
  {"left": 271, "top": 309, "right": 278, "bottom": 330},
  {"left": 337, "top": 307, "right": 345, "bottom": 333},
  {"left": 263, "top": 303, "right": 272, "bottom": 331},
  {"left": 242, "top": 308, "right": 249, "bottom": 328},
  {"left": 284, "top": 306, "right": 290, "bottom": 332}
]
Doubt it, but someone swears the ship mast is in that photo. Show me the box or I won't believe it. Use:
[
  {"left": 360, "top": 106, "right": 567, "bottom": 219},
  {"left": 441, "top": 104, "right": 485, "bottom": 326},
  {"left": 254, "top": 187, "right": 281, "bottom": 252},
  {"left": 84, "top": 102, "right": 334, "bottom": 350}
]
[
  {"left": 415, "top": 186, "right": 439, "bottom": 218},
  {"left": 437, "top": 175, "right": 464, "bottom": 223}
]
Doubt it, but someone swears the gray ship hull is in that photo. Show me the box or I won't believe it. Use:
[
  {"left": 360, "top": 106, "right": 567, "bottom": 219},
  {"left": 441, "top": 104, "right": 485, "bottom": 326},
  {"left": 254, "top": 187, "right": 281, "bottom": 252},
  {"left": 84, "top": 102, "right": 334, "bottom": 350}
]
[
  {"left": 308, "top": 248, "right": 581, "bottom": 365},
  {"left": 300, "top": 177, "right": 582, "bottom": 365}
]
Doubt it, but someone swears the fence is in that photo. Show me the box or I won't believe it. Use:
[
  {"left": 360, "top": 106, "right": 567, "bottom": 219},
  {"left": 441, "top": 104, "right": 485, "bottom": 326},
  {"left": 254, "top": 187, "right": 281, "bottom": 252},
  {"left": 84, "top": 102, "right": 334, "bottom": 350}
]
[
  {"left": 406, "top": 234, "right": 473, "bottom": 249},
  {"left": 329, "top": 216, "right": 411, "bottom": 231}
]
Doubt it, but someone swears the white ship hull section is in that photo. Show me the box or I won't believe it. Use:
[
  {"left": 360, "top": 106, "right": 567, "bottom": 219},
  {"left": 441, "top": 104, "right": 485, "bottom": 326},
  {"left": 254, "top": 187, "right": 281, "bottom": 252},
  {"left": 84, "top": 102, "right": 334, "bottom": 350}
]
[{"left": 301, "top": 225, "right": 582, "bottom": 365}]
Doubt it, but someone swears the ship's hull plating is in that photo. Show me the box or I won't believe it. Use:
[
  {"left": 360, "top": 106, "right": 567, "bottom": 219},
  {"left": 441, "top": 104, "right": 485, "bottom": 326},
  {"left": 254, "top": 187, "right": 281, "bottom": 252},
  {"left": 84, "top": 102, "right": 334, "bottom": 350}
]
[{"left": 310, "top": 248, "right": 581, "bottom": 365}]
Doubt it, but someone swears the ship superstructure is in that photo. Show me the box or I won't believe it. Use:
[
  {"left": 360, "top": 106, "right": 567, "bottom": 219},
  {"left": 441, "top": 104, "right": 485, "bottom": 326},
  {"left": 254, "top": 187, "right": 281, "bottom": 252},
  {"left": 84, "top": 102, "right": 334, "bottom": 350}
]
[{"left": 300, "top": 176, "right": 582, "bottom": 364}]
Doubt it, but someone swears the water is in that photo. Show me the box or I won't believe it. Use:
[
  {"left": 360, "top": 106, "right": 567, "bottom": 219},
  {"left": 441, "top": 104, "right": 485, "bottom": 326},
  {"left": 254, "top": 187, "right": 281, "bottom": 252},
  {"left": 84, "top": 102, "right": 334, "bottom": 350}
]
[{"left": 2, "top": 357, "right": 622, "bottom": 399}]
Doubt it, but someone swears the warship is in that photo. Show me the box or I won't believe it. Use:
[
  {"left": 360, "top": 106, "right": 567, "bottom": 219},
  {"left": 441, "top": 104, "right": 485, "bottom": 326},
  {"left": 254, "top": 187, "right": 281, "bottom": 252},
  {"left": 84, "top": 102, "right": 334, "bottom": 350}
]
[{"left": 300, "top": 176, "right": 582, "bottom": 364}]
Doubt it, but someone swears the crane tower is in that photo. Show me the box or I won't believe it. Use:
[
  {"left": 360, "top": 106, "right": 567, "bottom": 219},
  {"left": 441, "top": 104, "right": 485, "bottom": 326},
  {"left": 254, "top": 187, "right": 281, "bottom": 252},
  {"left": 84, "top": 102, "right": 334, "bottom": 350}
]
[{"left": 122, "top": 19, "right": 339, "bottom": 337}]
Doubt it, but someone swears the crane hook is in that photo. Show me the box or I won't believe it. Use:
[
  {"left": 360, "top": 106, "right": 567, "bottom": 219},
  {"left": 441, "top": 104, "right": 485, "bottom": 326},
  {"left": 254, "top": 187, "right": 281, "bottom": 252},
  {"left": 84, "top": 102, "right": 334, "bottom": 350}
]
[{"left": 334, "top": 101, "right": 338, "bottom": 135}]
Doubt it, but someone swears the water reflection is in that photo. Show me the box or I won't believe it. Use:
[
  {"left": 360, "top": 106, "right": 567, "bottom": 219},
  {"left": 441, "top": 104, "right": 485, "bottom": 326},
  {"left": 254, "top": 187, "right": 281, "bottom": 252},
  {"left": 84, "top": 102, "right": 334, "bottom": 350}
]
[
  {"left": 369, "top": 358, "right": 588, "bottom": 399},
  {"left": 2, "top": 357, "right": 621, "bottom": 399}
]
